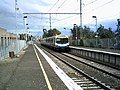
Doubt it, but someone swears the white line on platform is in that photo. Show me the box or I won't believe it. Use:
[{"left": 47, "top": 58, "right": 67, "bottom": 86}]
[
  {"left": 34, "top": 44, "right": 83, "bottom": 90},
  {"left": 33, "top": 46, "right": 53, "bottom": 90}
]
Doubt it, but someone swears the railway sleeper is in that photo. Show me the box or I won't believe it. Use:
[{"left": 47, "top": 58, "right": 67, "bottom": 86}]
[
  {"left": 79, "top": 83, "right": 98, "bottom": 87},
  {"left": 75, "top": 81, "right": 93, "bottom": 84},
  {"left": 82, "top": 86, "right": 102, "bottom": 90},
  {"left": 73, "top": 79, "right": 102, "bottom": 89},
  {"left": 74, "top": 79, "right": 90, "bottom": 82}
]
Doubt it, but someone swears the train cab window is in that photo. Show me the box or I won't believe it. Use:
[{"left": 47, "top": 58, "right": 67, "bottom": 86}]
[{"left": 56, "top": 38, "right": 68, "bottom": 44}]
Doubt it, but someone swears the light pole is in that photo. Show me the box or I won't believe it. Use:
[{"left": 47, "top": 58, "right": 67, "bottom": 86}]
[
  {"left": 63, "top": 28, "right": 66, "bottom": 30},
  {"left": 73, "top": 24, "right": 77, "bottom": 39},
  {"left": 23, "top": 16, "right": 27, "bottom": 42},
  {"left": 92, "top": 16, "right": 98, "bottom": 47},
  {"left": 92, "top": 16, "right": 97, "bottom": 32},
  {"left": 26, "top": 26, "right": 29, "bottom": 41},
  {"left": 74, "top": 24, "right": 78, "bottom": 46},
  {"left": 95, "top": 34, "right": 98, "bottom": 47}
]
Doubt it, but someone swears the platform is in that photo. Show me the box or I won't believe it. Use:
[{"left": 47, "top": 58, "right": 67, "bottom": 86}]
[{"left": 0, "top": 44, "right": 82, "bottom": 90}]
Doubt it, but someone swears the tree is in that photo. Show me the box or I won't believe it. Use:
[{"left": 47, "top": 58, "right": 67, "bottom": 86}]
[
  {"left": 19, "top": 34, "right": 26, "bottom": 40},
  {"left": 71, "top": 24, "right": 81, "bottom": 40},
  {"left": 42, "top": 29, "right": 48, "bottom": 38},
  {"left": 97, "top": 24, "right": 115, "bottom": 38},
  {"left": 82, "top": 26, "right": 95, "bottom": 39},
  {"left": 71, "top": 25, "right": 95, "bottom": 39},
  {"left": 43, "top": 28, "right": 61, "bottom": 38},
  {"left": 108, "top": 27, "right": 115, "bottom": 38}
]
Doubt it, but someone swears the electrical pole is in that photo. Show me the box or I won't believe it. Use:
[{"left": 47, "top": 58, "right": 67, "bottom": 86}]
[
  {"left": 80, "top": 0, "right": 82, "bottom": 28},
  {"left": 49, "top": 14, "right": 51, "bottom": 30},
  {"left": 15, "top": 0, "right": 17, "bottom": 38},
  {"left": 15, "top": 0, "right": 18, "bottom": 53}
]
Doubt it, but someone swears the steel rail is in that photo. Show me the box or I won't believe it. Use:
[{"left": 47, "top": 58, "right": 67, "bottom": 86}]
[
  {"left": 42, "top": 47, "right": 111, "bottom": 90},
  {"left": 63, "top": 53, "right": 120, "bottom": 80}
]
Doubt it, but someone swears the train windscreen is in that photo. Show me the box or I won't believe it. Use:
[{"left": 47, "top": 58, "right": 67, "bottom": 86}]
[{"left": 56, "top": 38, "right": 68, "bottom": 44}]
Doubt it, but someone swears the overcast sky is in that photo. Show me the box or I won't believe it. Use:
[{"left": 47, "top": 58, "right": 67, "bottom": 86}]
[{"left": 0, "top": 0, "right": 120, "bottom": 36}]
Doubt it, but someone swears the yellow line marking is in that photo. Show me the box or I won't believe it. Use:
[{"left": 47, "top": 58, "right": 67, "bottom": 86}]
[
  {"left": 33, "top": 46, "right": 52, "bottom": 90},
  {"left": 34, "top": 44, "right": 83, "bottom": 90}
]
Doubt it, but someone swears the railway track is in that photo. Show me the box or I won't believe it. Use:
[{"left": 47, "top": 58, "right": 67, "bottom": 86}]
[
  {"left": 40, "top": 46, "right": 113, "bottom": 90},
  {"left": 61, "top": 53, "right": 120, "bottom": 89},
  {"left": 62, "top": 53, "right": 120, "bottom": 80}
]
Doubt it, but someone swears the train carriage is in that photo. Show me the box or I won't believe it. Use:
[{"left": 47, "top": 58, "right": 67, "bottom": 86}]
[{"left": 41, "top": 35, "right": 69, "bottom": 51}]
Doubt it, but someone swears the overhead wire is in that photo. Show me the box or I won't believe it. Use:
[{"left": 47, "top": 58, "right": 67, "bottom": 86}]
[
  {"left": 42, "top": 0, "right": 80, "bottom": 30},
  {"left": 43, "top": 0, "right": 68, "bottom": 29},
  {"left": 83, "top": 12, "right": 120, "bottom": 30},
  {"left": 84, "top": 0, "right": 100, "bottom": 6},
  {"left": 52, "top": 0, "right": 79, "bottom": 28},
  {"left": 82, "top": 0, "right": 117, "bottom": 26},
  {"left": 40, "top": 0, "right": 118, "bottom": 36},
  {"left": 52, "top": 0, "right": 98, "bottom": 28},
  {"left": 93, "top": 0, "right": 115, "bottom": 11},
  {"left": 47, "top": 0, "right": 59, "bottom": 12},
  {"left": 52, "top": 15, "right": 78, "bottom": 24},
  {"left": 57, "top": 0, "right": 68, "bottom": 11},
  {"left": 42, "top": 0, "right": 60, "bottom": 30},
  {"left": 35, "top": 0, "right": 117, "bottom": 33},
  {"left": 69, "top": 0, "right": 100, "bottom": 13},
  {"left": 51, "top": 0, "right": 99, "bottom": 26},
  {"left": 43, "top": 0, "right": 74, "bottom": 30},
  {"left": 84, "top": 0, "right": 115, "bottom": 14}
]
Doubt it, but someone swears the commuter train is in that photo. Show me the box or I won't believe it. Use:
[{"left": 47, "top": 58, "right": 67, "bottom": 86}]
[{"left": 41, "top": 35, "right": 69, "bottom": 51}]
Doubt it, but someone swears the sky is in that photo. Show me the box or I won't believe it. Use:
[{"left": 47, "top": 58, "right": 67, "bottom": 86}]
[{"left": 0, "top": 0, "right": 120, "bottom": 36}]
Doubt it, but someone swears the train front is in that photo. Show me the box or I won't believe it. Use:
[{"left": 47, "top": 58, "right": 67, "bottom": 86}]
[{"left": 55, "top": 35, "right": 69, "bottom": 51}]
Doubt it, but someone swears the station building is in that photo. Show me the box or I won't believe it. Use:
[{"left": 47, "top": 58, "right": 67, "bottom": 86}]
[
  {"left": 0, "top": 27, "right": 16, "bottom": 39},
  {"left": 0, "top": 27, "right": 17, "bottom": 46}
]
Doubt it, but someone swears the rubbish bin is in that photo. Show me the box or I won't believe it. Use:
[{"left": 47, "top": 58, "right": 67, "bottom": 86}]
[{"left": 9, "top": 51, "right": 14, "bottom": 58}]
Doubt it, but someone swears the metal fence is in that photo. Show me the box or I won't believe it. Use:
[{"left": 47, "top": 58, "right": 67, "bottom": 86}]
[
  {"left": 70, "top": 38, "right": 120, "bottom": 49},
  {"left": 0, "top": 39, "right": 26, "bottom": 60}
]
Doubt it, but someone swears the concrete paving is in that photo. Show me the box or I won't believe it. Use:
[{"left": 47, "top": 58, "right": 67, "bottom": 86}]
[{"left": 0, "top": 44, "right": 68, "bottom": 90}]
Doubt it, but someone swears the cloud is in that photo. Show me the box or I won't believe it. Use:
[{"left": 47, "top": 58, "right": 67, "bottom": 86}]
[{"left": 0, "top": 0, "right": 120, "bottom": 36}]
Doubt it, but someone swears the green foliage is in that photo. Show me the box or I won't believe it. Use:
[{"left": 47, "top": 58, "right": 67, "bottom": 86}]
[
  {"left": 82, "top": 26, "right": 95, "bottom": 39},
  {"left": 90, "top": 42, "right": 94, "bottom": 47},
  {"left": 43, "top": 28, "right": 61, "bottom": 38},
  {"left": 19, "top": 34, "right": 25, "bottom": 40},
  {"left": 71, "top": 25, "right": 95, "bottom": 39},
  {"left": 71, "top": 24, "right": 116, "bottom": 40},
  {"left": 79, "top": 39, "right": 84, "bottom": 46},
  {"left": 97, "top": 24, "right": 115, "bottom": 38}
]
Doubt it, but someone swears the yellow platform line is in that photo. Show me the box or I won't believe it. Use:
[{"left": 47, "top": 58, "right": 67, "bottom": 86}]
[{"left": 33, "top": 46, "right": 52, "bottom": 90}]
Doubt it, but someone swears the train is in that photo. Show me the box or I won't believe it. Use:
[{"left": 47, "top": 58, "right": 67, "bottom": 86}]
[{"left": 41, "top": 35, "right": 70, "bottom": 51}]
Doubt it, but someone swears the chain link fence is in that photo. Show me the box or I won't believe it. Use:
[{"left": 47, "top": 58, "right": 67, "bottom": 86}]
[{"left": 70, "top": 38, "right": 120, "bottom": 50}]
